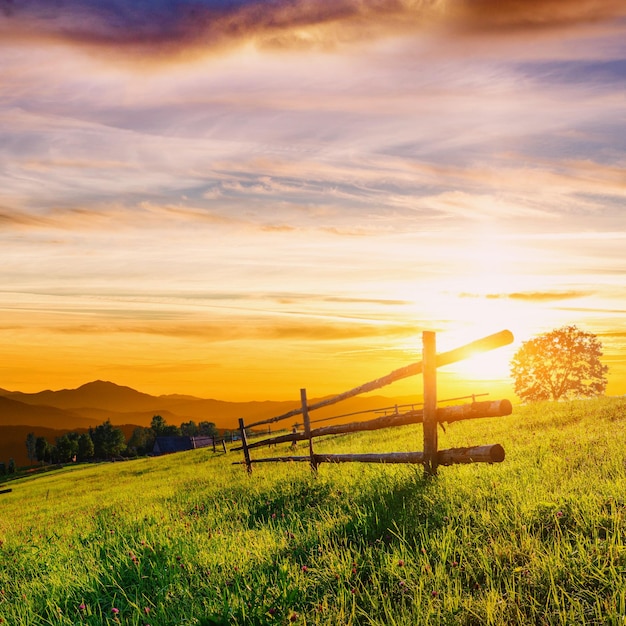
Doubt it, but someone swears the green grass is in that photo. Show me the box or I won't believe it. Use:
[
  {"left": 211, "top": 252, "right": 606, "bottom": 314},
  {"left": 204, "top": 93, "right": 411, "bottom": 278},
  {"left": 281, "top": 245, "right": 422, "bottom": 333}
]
[{"left": 1, "top": 397, "right": 626, "bottom": 625}]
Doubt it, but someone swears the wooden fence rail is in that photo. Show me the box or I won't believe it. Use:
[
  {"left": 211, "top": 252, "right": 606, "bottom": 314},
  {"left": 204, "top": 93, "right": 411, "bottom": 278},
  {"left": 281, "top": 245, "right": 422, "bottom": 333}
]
[{"left": 234, "top": 329, "right": 514, "bottom": 476}]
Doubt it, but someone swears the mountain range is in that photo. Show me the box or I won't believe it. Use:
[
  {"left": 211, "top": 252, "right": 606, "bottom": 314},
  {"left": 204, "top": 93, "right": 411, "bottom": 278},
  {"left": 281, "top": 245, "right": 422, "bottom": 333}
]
[{"left": 0, "top": 380, "right": 422, "bottom": 468}]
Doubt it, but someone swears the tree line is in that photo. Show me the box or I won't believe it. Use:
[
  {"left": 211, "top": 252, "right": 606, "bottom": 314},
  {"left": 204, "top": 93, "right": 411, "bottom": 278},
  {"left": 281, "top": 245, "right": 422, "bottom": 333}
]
[{"left": 22, "top": 415, "right": 218, "bottom": 466}]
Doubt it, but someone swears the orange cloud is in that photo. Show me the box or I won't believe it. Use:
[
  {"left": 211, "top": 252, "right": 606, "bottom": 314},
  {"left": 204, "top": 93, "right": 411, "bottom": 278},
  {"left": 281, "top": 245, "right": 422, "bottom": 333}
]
[
  {"left": 460, "top": 291, "right": 594, "bottom": 301},
  {"left": 1, "top": 0, "right": 624, "bottom": 62}
]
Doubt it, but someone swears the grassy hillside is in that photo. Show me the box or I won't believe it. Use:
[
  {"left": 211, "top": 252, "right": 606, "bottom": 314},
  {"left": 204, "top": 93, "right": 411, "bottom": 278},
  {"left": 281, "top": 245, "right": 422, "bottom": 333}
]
[{"left": 1, "top": 397, "right": 625, "bottom": 625}]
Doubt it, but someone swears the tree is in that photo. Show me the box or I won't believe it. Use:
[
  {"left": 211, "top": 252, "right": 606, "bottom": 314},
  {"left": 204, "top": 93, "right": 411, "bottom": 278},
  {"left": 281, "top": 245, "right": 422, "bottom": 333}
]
[
  {"left": 26, "top": 432, "right": 37, "bottom": 465},
  {"left": 128, "top": 426, "right": 156, "bottom": 456},
  {"left": 198, "top": 421, "right": 218, "bottom": 438},
  {"left": 35, "top": 436, "right": 50, "bottom": 464},
  {"left": 90, "top": 421, "right": 126, "bottom": 459},
  {"left": 180, "top": 420, "right": 198, "bottom": 436},
  {"left": 55, "top": 434, "right": 79, "bottom": 463},
  {"left": 150, "top": 415, "right": 180, "bottom": 437},
  {"left": 77, "top": 433, "right": 95, "bottom": 461},
  {"left": 510, "top": 325, "right": 608, "bottom": 402},
  {"left": 7, "top": 458, "right": 15, "bottom": 474}
]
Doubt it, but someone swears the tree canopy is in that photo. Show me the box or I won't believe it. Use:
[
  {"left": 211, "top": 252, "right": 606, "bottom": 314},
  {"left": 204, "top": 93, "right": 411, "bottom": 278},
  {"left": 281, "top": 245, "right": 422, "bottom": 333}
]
[{"left": 510, "top": 325, "right": 608, "bottom": 402}]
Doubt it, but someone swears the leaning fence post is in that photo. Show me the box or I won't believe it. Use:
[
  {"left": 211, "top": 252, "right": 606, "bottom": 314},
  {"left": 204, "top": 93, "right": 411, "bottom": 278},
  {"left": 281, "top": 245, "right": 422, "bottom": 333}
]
[
  {"left": 238, "top": 418, "right": 252, "bottom": 474},
  {"left": 422, "top": 331, "right": 438, "bottom": 477},
  {"left": 301, "top": 388, "right": 318, "bottom": 472}
]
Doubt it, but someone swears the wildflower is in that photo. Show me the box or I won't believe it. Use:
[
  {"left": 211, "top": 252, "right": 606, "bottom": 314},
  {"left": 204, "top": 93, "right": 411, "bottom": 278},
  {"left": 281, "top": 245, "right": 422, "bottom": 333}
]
[
  {"left": 301, "top": 565, "right": 308, "bottom": 572},
  {"left": 79, "top": 603, "right": 86, "bottom": 611},
  {"left": 556, "top": 511, "right": 564, "bottom": 518},
  {"left": 289, "top": 612, "right": 299, "bottom": 622},
  {"left": 397, "top": 559, "right": 404, "bottom": 567},
  {"left": 432, "top": 590, "right": 439, "bottom": 597},
  {"left": 351, "top": 588, "right": 356, "bottom": 594},
  {"left": 144, "top": 607, "right": 151, "bottom": 615},
  {"left": 268, "top": 607, "right": 277, "bottom": 615},
  {"left": 111, "top": 608, "right": 120, "bottom": 615}
]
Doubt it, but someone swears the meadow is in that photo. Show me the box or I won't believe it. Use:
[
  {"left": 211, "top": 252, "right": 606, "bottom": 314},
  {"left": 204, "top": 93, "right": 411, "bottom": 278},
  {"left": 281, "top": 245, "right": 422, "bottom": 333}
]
[{"left": 1, "top": 396, "right": 625, "bottom": 625}]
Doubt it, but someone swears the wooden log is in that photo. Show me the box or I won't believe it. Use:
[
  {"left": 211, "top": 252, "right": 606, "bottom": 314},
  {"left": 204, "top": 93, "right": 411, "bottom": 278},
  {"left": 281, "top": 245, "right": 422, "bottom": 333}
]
[
  {"left": 301, "top": 388, "right": 318, "bottom": 471},
  {"left": 238, "top": 418, "right": 252, "bottom": 474},
  {"left": 245, "top": 329, "right": 514, "bottom": 428},
  {"left": 316, "top": 445, "right": 504, "bottom": 466},
  {"left": 0, "top": 488, "right": 12, "bottom": 495},
  {"left": 422, "top": 330, "right": 438, "bottom": 477},
  {"left": 231, "top": 431, "right": 307, "bottom": 452},
  {"left": 232, "top": 399, "right": 512, "bottom": 452},
  {"left": 436, "top": 330, "right": 513, "bottom": 368},
  {"left": 442, "top": 399, "right": 512, "bottom": 423},
  {"left": 234, "top": 444, "right": 505, "bottom": 467},
  {"left": 233, "top": 455, "right": 312, "bottom": 465},
  {"left": 437, "top": 444, "right": 505, "bottom": 465},
  {"left": 315, "top": 451, "right": 425, "bottom": 464}
]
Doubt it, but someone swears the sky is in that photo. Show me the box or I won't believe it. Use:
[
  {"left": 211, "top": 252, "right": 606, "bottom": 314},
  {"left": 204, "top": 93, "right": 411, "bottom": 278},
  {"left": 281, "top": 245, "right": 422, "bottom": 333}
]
[{"left": 1, "top": 0, "right": 625, "bottom": 402}]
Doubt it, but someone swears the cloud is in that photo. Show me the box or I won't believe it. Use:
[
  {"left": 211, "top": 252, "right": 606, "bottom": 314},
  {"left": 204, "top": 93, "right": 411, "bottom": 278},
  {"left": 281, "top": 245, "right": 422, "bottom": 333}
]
[
  {"left": 461, "top": 291, "right": 594, "bottom": 301},
  {"left": 450, "top": 0, "right": 626, "bottom": 32},
  {"left": 1, "top": 0, "right": 624, "bottom": 61},
  {"left": 0, "top": 208, "right": 51, "bottom": 227},
  {"left": 46, "top": 319, "right": 419, "bottom": 343}
]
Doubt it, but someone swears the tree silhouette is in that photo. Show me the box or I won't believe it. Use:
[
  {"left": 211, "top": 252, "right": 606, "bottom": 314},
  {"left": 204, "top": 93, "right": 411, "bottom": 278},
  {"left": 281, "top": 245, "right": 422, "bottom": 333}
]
[
  {"left": 35, "top": 436, "right": 50, "bottom": 464},
  {"left": 90, "top": 421, "right": 126, "bottom": 459},
  {"left": 77, "top": 433, "right": 95, "bottom": 461},
  {"left": 128, "top": 426, "right": 156, "bottom": 455},
  {"left": 55, "top": 434, "right": 79, "bottom": 463},
  {"left": 25, "top": 432, "right": 37, "bottom": 465},
  {"left": 150, "top": 414, "right": 180, "bottom": 437},
  {"left": 510, "top": 325, "right": 608, "bottom": 402}
]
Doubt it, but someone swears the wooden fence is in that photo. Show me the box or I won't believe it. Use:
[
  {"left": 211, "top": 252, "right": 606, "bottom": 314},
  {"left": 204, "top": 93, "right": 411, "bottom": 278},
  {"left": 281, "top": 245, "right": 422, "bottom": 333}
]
[{"left": 233, "top": 329, "right": 514, "bottom": 476}]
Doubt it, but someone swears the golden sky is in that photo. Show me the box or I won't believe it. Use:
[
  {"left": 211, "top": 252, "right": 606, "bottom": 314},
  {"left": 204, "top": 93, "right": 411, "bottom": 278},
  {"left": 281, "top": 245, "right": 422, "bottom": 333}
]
[{"left": 1, "top": 0, "right": 625, "bottom": 401}]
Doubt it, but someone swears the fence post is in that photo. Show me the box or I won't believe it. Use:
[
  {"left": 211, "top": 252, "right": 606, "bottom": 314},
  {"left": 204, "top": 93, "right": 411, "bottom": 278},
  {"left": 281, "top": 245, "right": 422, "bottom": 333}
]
[
  {"left": 238, "top": 418, "right": 252, "bottom": 474},
  {"left": 422, "top": 331, "right": 438, "bottom": 477},
  {"left": 301, "top": 388, "right": 318, "bottom": 472},
  {"left": 222, "top": 439, "right": 227, "bottom": 454}
]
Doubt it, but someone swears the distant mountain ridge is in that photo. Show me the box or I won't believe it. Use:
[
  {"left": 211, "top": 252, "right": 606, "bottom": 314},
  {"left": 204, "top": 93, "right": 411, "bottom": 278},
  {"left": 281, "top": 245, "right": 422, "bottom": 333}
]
[
  {"left": 0, "top": 395, "right": 100, "bottom": 429},
  {"left": 0, "top": 380, "right": 422, "bottom": 431}
]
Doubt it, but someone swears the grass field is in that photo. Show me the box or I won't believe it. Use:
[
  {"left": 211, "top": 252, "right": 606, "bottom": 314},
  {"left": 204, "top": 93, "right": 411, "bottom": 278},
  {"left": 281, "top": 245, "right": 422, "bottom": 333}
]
[{"left": 1, "top": 396, "right": 626, "bottom": 625}]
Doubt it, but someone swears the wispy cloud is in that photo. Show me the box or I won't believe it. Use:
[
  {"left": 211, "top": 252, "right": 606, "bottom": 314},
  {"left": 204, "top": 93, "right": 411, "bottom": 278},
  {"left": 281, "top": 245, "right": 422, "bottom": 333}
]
[
  {"left": 1, "top": 0, "right": 625, "bottom": 397},
  {"left": 2, "top": 1, "right": 624, "bottom": 60},
  {"left": 461, "top": 291, "right": 595, "bottom": 301}
]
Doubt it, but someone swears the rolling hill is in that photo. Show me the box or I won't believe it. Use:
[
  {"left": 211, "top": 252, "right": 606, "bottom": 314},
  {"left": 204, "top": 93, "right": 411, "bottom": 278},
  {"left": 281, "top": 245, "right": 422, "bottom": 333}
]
[
  {"left": 0, "top": 380, "right": 425, "bottom": 430},
  {"left": 0, "top": 380, "right": 428, "bottom": 467}
]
